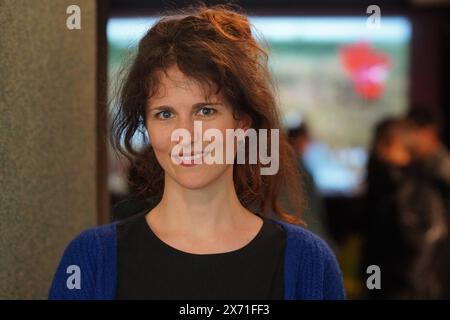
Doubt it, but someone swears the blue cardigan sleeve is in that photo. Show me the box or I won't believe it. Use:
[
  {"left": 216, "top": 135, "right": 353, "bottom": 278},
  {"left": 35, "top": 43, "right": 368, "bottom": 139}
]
[
  {"left": 280, "top": 220, "right": 345, "bottom": 300},
  {"left": 319, "top": 239, "right": 345, "bottom": 300},
  {"left": 48, "top": 223, "right": 117, "bottom": 300},
  {"left": 48, "top": 228, "right": 99, "bottom": 299}
]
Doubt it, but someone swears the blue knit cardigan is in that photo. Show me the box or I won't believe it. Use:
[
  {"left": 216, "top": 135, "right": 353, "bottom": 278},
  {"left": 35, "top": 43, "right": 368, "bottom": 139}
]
[{"left": 48, "top": 219, "right": 345, "bottom": 300}]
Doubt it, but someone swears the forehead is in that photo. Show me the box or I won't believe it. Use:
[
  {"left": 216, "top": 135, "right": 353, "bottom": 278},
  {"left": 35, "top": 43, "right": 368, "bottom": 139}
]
[{"left": 149, "top": 65, "right": 220, "bottom": 105}]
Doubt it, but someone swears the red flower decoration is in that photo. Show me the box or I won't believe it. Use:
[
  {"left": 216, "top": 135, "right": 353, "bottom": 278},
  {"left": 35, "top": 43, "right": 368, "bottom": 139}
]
[{"left": 340, "top": 42, "right": 391, "bottom": 101}]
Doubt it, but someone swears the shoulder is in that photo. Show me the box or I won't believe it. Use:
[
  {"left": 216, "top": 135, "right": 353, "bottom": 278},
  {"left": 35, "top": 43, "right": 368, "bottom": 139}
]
[
  {"left": 48, "top": 223, "right": 118, "bottom": 300},
  {"left": 274, "top": 219, "right": 332, "bottom": 258},
  {"left": 62, "top": 223, "right": 117, "bottom": 259},
  {"left": 72, "top": 222, "right": 117, "bottom": 245},
  {"left": 273, "top": 219, "right": 345, "bottom": 300}
]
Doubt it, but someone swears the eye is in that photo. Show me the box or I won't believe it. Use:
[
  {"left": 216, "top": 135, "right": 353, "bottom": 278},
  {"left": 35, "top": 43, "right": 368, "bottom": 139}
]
[
  {"left": 197, "top": 106, "right": 216, "bottom": 117},
  {"left": 155, "top": 110, "right": 173, "bottom": 120}
]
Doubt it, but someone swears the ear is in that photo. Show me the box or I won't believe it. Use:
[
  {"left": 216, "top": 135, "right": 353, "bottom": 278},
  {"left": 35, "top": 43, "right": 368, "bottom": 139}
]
[{"left": 237, "top": 113, "right": 252, "bottom": 131}]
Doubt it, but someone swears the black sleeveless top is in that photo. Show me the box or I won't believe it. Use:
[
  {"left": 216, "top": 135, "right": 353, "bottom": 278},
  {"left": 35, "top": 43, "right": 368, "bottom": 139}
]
[{"left": 115, "top": 212, "right": 287, "bottom": 299}]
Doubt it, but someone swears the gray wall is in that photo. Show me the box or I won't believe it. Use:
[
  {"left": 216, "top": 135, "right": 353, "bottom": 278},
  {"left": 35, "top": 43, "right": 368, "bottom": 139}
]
[{"left": 0, "top": 0, "right": 98, "bottom": 299}]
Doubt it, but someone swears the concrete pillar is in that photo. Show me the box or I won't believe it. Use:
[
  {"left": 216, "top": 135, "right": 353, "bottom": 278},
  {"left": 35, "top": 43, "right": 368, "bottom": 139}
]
[{"left": 0, "top": 0, "right": 99, "bottom": 299}]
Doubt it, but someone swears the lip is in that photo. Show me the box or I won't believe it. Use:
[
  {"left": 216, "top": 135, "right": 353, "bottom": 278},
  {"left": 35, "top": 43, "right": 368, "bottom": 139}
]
[{"left": 171, "top": 150, "right": 211, "bottom": 166}]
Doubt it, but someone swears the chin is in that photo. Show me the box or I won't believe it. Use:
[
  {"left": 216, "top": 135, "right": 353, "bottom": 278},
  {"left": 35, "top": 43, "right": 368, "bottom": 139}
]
[{"left": 169, "top": 164, "right": 231, "bottom": 190}]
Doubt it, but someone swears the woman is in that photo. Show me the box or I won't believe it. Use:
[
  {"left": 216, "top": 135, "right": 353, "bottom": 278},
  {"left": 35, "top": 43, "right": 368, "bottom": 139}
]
[{"left": 49, "top": 4, "right": 344, "bottom": 300}]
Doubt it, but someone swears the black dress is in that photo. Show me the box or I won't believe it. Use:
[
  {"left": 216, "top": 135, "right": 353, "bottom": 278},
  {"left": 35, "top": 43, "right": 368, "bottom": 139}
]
[{"left": 115, "top": 211, "right": 287, "bottom": 299}]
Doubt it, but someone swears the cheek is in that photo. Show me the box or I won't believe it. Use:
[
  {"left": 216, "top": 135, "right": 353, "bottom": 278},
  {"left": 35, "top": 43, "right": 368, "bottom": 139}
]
[
  {"left": 147, "top": 125, "right": 173, "bottom": 154},
  {"left": 204, "top": 114, "right": 240, "bottom": 136},
  {"left": 204, "top": 120, "right": 242, "bottom": 164}
]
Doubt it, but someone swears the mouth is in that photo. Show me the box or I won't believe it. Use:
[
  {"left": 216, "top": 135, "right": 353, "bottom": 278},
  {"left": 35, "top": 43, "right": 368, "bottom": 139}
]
[
  {"left": 179, "top": 152, "right": 204, "bottom": 162},
  {"left": 171, "top": 150, "right": 211, "bottom": 166}
]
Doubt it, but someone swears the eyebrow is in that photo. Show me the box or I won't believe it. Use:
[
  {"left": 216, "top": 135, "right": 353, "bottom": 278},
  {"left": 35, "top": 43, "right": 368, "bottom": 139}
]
[{"left": 148, "top": 102, "right": 223, "bottom": 112}]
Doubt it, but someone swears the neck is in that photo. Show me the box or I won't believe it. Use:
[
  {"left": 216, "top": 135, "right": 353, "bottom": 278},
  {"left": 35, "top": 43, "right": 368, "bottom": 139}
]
[{"left": 150, "top": 166, "right": 255, "bottom": 236}]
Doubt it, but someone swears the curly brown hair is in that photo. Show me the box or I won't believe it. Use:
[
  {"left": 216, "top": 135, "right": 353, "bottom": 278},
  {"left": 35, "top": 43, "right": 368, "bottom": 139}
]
[{"left": 110, "top": 3, "right": 304, "bottom": 225}]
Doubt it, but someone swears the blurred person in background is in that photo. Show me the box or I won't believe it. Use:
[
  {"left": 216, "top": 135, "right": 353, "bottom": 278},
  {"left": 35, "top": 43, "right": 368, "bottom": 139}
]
[
  {"left": 399, "top": 108, "right": 450, "bottom": 298},
  {"left": 363, "top": 110, "right": 450, "bottom": 299},
  {"left": 362, "top": 117, "right": 413, "bottom": 299}
]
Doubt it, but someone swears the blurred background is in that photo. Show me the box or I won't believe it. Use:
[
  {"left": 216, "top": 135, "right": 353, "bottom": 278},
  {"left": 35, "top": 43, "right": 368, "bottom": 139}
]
[{"left": 1, "top": 0, "right": 449, "bottom": 299}]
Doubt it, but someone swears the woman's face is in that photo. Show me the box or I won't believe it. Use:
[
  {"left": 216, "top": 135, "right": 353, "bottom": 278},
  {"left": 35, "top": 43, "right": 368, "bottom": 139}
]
[{"left": 145, "top": 65, "right": 247, "bottom": 190}]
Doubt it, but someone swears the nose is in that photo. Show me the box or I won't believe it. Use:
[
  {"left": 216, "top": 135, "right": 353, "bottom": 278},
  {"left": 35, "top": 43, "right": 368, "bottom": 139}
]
[{"left": 175, "top": 116, "right": 202, "bottom": 148}]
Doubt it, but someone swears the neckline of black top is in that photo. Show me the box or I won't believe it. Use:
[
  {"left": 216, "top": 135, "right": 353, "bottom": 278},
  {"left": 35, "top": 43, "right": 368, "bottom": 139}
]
[{"left": 139, "top": 212, "right": 268, "bottom": 258}]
